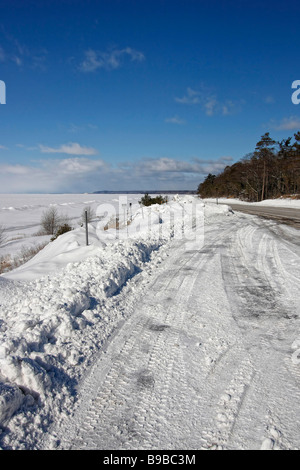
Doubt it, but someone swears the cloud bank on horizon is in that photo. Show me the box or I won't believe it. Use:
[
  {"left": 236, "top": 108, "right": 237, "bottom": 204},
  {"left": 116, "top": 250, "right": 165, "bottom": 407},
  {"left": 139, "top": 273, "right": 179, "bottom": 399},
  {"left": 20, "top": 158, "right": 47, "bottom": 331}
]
[{"left": 0, "top": 145, "right": 233, "bottom": 193}]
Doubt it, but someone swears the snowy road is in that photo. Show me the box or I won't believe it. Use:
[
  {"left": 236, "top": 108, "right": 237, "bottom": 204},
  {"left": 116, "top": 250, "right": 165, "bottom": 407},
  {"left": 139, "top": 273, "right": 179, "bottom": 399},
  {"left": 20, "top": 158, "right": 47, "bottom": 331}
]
[
  {"left": 222, "top": 203, "right": 300, "bottom": 229},
  {"left": 45, "top": 213, "right": 300, "bottom": 450}
]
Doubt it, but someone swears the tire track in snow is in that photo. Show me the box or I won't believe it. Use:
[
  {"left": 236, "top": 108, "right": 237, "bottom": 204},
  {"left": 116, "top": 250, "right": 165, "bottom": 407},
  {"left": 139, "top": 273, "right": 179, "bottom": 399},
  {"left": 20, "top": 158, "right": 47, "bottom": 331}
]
[
  {"left": 55, "top": 243, "right": 209, "bottom": 449},
  {"left": 254, "top": 230, "right": 300, "bottom": 449},
  {"left": 212, "top": 358, "right": 255, "bottom": 448},
  {"left": 271, "top": 239, "right": 300, "bottom": 297},
  {"left": 219, "top": 219, "right": 300, "bottom": 449}
]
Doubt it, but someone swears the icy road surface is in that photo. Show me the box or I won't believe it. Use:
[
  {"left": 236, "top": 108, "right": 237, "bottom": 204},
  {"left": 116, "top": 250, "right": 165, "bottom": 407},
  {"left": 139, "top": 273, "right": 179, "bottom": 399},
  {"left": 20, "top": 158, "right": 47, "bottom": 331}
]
[{"left": 44, "top": 214, "right": 300, "bottom": 451}]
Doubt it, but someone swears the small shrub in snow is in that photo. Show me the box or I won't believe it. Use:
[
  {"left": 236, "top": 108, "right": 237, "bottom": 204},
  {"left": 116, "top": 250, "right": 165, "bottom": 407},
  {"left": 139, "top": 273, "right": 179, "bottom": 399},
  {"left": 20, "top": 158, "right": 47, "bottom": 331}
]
[
  {"left": 139, "top": 194, "right": 168, "bottom": 207},
  {"left": 0, "top": 255, "right": 11, "bottom": 274},
  {"left": 104, "top": 215, "right": 120, "bottom": 231},
  {"left": 51, "top": 224, "right": 73, "bottom": 241},
  {"left": 40, "top": 207, "right": 61, "bottom": 235},
  {"left": 0, "top": 243, "right": 49, "bottom": 274},
  {"left": 81, "top": 206, "right": 95, "bottom": 224}
]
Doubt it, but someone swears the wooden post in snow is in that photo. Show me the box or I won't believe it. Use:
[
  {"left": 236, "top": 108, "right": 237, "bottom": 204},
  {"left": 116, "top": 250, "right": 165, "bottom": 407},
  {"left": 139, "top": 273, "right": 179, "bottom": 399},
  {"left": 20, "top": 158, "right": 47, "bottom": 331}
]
[{"left": 85, "top": 209, "right": 89, "bottom": 246}]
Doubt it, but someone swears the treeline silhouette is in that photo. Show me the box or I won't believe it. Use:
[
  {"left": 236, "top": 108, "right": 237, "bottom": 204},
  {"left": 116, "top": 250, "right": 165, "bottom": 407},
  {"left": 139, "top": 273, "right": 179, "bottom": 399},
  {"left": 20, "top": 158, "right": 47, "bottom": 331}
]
[{"left": 197, "top": 132, "right": 300, "bottom": 202}]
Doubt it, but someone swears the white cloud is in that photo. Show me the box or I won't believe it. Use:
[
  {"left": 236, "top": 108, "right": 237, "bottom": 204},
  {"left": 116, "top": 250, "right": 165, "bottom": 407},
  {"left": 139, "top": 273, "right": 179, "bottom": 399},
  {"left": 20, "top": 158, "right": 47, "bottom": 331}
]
[
  {"left": 269, "top": 116, "right": 300, "bottom": 131},
  {"left": 47, "top": 157, "right": 106, "bottom": 175},
  {"left": 80, "top": 47, "right": 145, "bottom": 72},
  {"left": 0, "top": 164, "right": 31, "bottom": 175},
  {"left": 175, "top": 87, "right": 202, "bottom": 105},
  {"left": 222, "top": 100, "right": 236, "bottom": 116},
  {"left": 120, "top": 156, "right": 233, "bottom": 181},
  {"left": 175, "top": 86, "right": 242, "bottom": 116},
  {"left": 16, "top": 144, "right": 38, "bottom": 150},
  {"left": 12, "top": 55, "right": 22, "bottom": 66},
  {"left": 0, "top": 155, "right": 232, "bottom": 193},
  {"left": 0, "top": 145, "right": 8, "bottom": 150},
  {"left": 0, "top": 157, "right": 108, "bottom": 193},
  {"left": 204, "top": 97, "right": 218, "bottom": 116},
  {"left": 0, "top": 34, "right": 47, "bottom": 70},
  {"left": 165, "top": 115, "right": 186, "bottom": 125},
  {"left": 139, "top": 157, "right": 198, "bottom": 174},
  {"left": 39, "top": 142, "right": 98, "bottom": 156}
]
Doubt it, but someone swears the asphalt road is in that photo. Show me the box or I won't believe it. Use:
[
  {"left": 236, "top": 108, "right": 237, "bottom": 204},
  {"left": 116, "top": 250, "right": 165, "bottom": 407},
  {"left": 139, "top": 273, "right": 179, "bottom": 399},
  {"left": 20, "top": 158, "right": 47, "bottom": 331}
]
[{"left": 223, "top": 203, "right": 300, "bottom": 229}]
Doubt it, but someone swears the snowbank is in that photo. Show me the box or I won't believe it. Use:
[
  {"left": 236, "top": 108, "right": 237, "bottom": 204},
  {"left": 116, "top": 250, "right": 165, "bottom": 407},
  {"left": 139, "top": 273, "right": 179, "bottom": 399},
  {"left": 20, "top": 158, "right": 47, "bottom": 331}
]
[
  {"left": 0, "top": 195, "right": 233, "bottom": 448},
  {"left": 2, "top": 226, "right": 104, "bottom": 281},
  {"left": 204, "top": 197, "right": 300, "bottom": 209}
]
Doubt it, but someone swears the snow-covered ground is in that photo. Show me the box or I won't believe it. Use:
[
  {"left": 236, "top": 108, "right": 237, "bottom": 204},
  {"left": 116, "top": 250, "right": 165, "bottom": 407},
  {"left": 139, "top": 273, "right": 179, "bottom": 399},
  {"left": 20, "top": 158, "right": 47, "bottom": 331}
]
[
  {"left": 204, "top": 196, "right": 300, "bottom": 209},
  {"left": 0, "top": 193, "right": 145, "bottom": 263},
  {"left": 0, "top": 194, "right": 299, "bottom": 450}
]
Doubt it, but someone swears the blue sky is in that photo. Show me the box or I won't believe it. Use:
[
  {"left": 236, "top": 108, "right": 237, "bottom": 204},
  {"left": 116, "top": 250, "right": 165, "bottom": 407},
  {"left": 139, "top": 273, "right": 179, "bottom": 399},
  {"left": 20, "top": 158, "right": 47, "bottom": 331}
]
[{"left": 0, "top": 0, "right": 300, "bottom": 193}]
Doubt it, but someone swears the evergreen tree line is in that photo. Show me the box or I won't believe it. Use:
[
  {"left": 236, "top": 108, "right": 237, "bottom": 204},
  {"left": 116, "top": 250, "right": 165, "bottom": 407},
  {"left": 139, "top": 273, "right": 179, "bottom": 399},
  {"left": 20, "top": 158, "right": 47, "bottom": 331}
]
[{"left": 197, "top": 132, "right": 300, "bottom": 201}]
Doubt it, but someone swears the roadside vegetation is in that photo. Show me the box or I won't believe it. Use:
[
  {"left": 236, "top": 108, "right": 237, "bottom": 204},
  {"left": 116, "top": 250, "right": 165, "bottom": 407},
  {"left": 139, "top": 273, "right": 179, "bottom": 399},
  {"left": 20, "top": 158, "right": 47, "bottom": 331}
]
[
  {"left": 139, "top": 193, "right": 168, "bottom": 206},
  {"left": 0, "top": 207, "right": 75, "bottom": 274},
  {"left": 0, "top": 242, "right": 48, "bottom": 274},
  {"left": 198, "top": 132, "right": 300, "bottom": 202}
]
